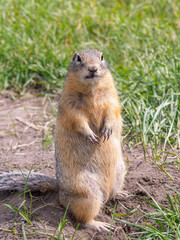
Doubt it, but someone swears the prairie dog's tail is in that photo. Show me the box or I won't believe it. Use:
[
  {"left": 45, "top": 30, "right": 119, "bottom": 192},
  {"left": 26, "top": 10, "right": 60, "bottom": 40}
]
[{"left": 0, "top": 171, "right": 58, "bottom": 192}]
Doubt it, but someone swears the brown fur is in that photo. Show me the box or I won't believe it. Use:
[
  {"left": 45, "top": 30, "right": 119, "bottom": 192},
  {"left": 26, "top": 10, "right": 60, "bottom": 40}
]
[{"left": 55, "top": 49, "right": 125, "bottom": 230}]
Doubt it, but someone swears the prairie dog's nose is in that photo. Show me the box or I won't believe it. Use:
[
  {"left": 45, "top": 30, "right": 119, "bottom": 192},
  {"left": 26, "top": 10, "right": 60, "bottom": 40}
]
[{"left": 88, "top": 65, "right": 98, "bottom": 73}]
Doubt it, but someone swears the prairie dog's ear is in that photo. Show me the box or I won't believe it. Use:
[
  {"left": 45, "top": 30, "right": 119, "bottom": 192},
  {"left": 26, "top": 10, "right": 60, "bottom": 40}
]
[{"left": 72, "top": 52, "right": 77, "bottom": 61}]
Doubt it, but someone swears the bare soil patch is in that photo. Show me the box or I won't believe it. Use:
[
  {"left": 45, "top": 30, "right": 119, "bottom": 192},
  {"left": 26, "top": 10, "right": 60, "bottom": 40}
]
[{"left": 0, "top": 92, "right": 179, "bottom": 239}]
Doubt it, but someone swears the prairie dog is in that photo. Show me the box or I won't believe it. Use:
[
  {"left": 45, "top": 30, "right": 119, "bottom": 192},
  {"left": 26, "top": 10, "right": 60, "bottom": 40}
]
[
  {"left": 55, "top": 49, "right": 125, "bottom": 231},
  {"left": 0, "top": 49, "right": 125, "bottom": 232}
]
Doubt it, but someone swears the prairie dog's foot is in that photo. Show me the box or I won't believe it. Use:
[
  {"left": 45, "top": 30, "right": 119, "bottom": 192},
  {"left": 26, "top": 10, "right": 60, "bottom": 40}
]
[
  {"left": 117, "top": 190, "right": 128, "bottom": 197},
  {"left": 88, "top": 220, "right": 115, "bottom": 232},
  {"left": 110, "top": 191, "right": 128, "bottom": 201},
  {"left": 111, "top": 191, "right": 128, "bottom": 200}
]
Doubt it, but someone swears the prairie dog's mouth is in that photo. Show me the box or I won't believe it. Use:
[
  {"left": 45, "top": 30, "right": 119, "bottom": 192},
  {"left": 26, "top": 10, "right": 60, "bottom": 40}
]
[
  {"left": 85, "top": 72, "right": 100, "bottom": 79},
  {"left": 85, "top": 73, "right": 95, "bottom": 79}
]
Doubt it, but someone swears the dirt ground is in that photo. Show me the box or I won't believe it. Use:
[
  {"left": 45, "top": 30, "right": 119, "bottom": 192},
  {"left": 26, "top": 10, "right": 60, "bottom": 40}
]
[{"left": 0, "top": 92, "right": 179, "bottom": 240}]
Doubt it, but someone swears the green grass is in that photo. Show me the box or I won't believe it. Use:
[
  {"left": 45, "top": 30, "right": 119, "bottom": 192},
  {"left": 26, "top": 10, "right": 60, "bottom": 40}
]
[
  {"left": 116, "top": 185, "right": 180, "bottom": 240},
  {"left": 1, "top": 200, "right": 77, "bottom": 239},
  {"left": 0, "top": 0, "right": 180, "bottom": 148},
  {"left": 0, "top": 169, "right": 79, "bottom": 239}
]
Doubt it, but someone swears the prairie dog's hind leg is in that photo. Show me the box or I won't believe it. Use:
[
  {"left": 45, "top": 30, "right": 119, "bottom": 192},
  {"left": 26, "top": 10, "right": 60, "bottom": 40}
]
[
  {"left": 111, "top": 158, "right": 126, "bottom": 198},
  {"left": 59, "top": 190, "right": 112, "bottom": 232}
]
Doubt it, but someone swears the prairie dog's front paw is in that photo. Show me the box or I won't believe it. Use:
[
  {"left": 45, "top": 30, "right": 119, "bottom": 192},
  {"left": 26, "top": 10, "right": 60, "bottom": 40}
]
[
  {"left": 101, "top": 125, "right": 113, "bottom": 142},
  {"left": 85, "top": 132, "right": 101, "bottom": 145}
]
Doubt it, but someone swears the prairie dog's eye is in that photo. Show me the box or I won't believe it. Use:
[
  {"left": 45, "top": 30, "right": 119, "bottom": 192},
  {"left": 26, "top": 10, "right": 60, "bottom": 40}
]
[
  {"left": 77, "top": 55, "right": 81, "bottom": 62},
  {"left": 101, "top": 54, "right": 104, "bottom": 61}
]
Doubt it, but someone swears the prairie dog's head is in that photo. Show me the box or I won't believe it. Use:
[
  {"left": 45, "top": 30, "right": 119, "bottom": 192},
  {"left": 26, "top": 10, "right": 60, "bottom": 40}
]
[{"left": 68, "top": 49, "right": 109, "bottom": 84}]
